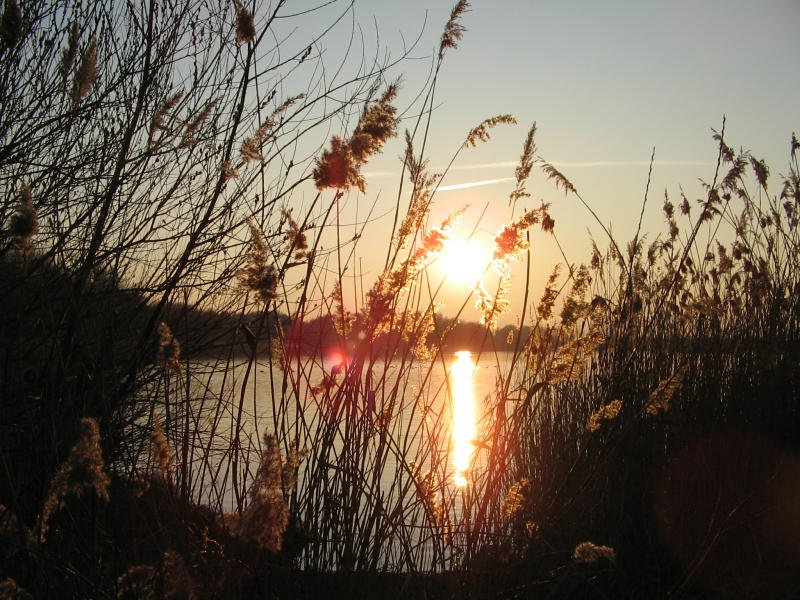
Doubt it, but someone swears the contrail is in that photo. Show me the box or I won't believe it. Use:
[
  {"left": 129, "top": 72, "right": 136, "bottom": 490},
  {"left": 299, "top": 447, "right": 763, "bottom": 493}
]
[
  {"left": 365, "top": 160, "right": 713, "bottom": 179},
  {"left": 363, "top": 160, "right": 714, "bottom": 192},
  {"left": 549, "top": 160, "right": 714, "bottom": 168},
  {"left": 447, "top": 159, "right": 713, "bottom": 170},
  {"left": 437, "top": 177, "right": 514, "bottom": 192}
]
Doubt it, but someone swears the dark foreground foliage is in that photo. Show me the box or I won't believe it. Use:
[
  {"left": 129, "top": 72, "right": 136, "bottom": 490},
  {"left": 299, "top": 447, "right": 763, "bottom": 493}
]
[{"left": 2, "top": 0, "right": 799, "bottom": 598}]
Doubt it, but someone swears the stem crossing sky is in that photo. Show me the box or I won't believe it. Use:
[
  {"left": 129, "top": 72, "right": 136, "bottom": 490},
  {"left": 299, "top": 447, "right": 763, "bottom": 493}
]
[{"left": 286, "top": 0, "right": 799, "bottom": 322}]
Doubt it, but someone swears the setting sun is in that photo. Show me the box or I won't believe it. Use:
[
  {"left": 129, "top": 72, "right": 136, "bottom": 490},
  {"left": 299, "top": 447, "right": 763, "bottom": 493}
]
[{"left": 435, "top": 236, "right": 490, "bottom": 286}]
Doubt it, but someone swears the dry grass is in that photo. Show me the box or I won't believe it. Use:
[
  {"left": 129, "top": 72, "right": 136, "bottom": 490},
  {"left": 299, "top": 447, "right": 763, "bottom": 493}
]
[{"left": 1, "top": 0, "right": 798, "bottom": 598}]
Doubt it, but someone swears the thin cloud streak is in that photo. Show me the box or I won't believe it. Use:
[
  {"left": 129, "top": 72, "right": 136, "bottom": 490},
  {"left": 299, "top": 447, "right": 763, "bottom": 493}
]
[
  {"left": 553, "top": 160, "right": 714, "bottom": 168},
  {"left": 364, "top": 160, "right": 712, "bottom": 179},
  {"left": 363, "top": 160, "right": 714, "bottom": 193},
  {"left": 448, "top": 159, "right": 714, "bottom": 170},
  {"left": 437, "top": 177, "right": 514, "bottom": 192}
]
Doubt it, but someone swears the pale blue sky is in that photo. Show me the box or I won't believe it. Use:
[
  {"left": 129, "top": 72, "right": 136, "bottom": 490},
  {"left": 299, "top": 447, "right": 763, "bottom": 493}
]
[{"left": 274, "top": 1, "right": 800, "bottom": 323}]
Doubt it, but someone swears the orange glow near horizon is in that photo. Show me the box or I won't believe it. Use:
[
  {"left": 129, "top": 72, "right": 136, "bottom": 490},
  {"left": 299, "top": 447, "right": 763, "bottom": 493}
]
[{"left": 451, "top": 350, "right": 477, "bottom": 487}]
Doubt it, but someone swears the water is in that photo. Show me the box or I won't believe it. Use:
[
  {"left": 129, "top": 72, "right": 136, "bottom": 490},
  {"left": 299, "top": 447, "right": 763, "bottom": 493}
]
[{"left": 170, "top": 351, "right": 516, "bottom": 570}]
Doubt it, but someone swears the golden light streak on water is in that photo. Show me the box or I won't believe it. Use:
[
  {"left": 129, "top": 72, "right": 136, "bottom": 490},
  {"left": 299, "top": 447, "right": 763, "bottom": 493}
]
[{"left": 450, "top": 350, "right": 477, "bottom": 487}]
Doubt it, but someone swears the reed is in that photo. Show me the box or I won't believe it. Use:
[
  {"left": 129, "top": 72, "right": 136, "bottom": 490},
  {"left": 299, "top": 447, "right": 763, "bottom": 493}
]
[{"left": 1, "top": 0, "right": 797, "bottom": 597}]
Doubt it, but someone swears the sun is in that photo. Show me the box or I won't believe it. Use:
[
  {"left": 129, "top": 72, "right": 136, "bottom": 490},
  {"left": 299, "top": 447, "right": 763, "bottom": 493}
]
[{"left": 436, "top": 236, "right": 490, "bottom": 286}]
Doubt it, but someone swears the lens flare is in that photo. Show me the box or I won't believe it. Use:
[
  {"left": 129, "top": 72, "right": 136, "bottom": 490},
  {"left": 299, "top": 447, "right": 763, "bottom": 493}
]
[{"left": 450, "top": 350, "right": 477, "bottom": 486}]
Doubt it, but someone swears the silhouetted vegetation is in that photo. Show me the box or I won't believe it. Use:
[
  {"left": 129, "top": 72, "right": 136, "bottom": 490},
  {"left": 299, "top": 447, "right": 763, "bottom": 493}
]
[{"left": 1, "top": 0, "right": 798, "bottom": 598}]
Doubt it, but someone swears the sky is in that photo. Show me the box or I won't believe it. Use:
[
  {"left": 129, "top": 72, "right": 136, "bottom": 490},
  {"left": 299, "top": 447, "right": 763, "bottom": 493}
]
[{"left": 275, "top": 1, "right": 800, "bottom": 324}]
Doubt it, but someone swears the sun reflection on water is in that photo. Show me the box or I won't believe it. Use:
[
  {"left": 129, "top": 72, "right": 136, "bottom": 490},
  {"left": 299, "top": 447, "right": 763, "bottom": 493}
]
[{"left": 450, "top": 350, "right": 477, "bottom": 487}]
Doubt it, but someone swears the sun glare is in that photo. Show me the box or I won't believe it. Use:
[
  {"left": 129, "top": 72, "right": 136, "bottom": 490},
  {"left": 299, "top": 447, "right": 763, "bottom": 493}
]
[
  {"left": 451, "top": 350, "right": 477, "bottom": 487},
  {"left": 436, "top": 237, "right": 490, "bottom": 286}
]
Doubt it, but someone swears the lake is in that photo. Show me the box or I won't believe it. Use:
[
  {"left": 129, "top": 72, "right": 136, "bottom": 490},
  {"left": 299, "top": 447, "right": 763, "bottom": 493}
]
[{"left": 161, "top": 350, "right": 519, "bottom": 570}]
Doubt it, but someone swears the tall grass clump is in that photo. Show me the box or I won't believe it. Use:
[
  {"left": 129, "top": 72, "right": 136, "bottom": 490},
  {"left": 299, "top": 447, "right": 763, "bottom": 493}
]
[
  {"left": 1, "top": 0, "right": 797, "bottom": 597},
  {"left": 492, "top": 122, "right": 800, "bottom": 598}
]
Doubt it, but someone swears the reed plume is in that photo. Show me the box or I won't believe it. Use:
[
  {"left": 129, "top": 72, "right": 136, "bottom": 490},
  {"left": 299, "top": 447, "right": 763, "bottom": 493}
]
[
  {"left": 476, "top": 275, "right": 510, "bottom": 329},
  {"left": 71, "top": 39, "right": 97, "bottom": 105},
  {"left": 150, "top": 91, "right": 184, "bottom": 135},
  {"left": 150, "top": 423, "right": 172, "bottom": 475},
  {"left": 366, "top": 211, "right": 460, "bottom": 332},
  {"left": 464, "top": 114, "right": 516, "bottom": 148},
  {"left": 573, "top": 541, "right": 616, "bottom": 564},
  {"left": 282, "top": 208, "right": 308, "bottom": 261},
  {"left": 181, "top": 98, "right": 219, "bottom": 148},
  {"left": 59, "top": 21, "right": 80, "bottom": 84},
  {"left": 493, "top": 206, "right": 549, "bottom": 267},
  {"left": 536, "top": 264, "right": 561, "bottom": 321},
  {"left": 396, "top": 131, "right": 440, "bottom": 249},
  {"left": 157, "top": 322, "right": 182, "bottom": 375},
  {"left": 510, "top": 122, "right": 537, "bottom": 205},
  {"left": 313, "top": 83, "right": 399, "bottom": 192},
  {"left": 228, "top": 435, "right": 290, "bottom": 553},
  {"left": 586, "top": 399, "right": 623, "bottom": 432},
  {"left": 40, "top": 418, "right": 110, "bottom": 542},
  {"left": 233, "top": 0, "right": 256, "bottom": 44},
  {"left": 439, "top": 0, "right": 470, "bottom": 60},
  {"left": 240, "top": 95, "right": 304, "bottom": 163},
  {"left": 238, "top": 218, "right": 278, "bottom": 304},
  {"left": 0, "top": 0, "right": 21, "bottom": 50},
  {"left": 9, "top": 183, "right": 37, "bottom": 251},
  {"left": 644, "top": 367, "right": 685, "bottom": 416},
  {"left": 540, "top": 161, "right": 576, "bottom": 195},
  {"left": 501, "top": 478, "right": 529, "bottom": 520}
]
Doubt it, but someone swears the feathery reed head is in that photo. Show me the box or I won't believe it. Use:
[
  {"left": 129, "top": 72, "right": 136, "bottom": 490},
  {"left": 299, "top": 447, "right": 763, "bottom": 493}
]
[
  {"left": 541, "top": 161, "right": 576, "bottom": 195},
  {"left": 59, "top": 21, "right": 80, "bottom": 84},
  {"left": 282, "top": 209, "right": 308, "bottom": 260},
  {"left": 537, "top": 264, "right": 561, "bottom": 321},
  {"left": 0, "top": 0, "right": 22, "bottom": 50},
  {"left": 240, "top": 94, "right": 303, "bottom": 163},
  {"left": 573, "top": 541, "right": 616, "bottom": 564},
  {"left": 150, "top": 90, "right": 184, "bottom": 135},
  {"left": 586, "top": 399, "right": 623, "bottom": 432},
  {"left": 750, "top": 155, "right": 769, "bottom": 189},
  {"left": 71, "top": 39, "right": 97, "bottom": 104},
  {"left": 366, "top": 211, "right": 460, "bottom": 333},
  {"left": 157, "top": 322, "right": 182, "bottom": 374},
  {"left": 313, "top": 84, "right": 399, "bottom": 192},
  {"left": 396, "top": 131, "right": 440, "bottom": 248},
  {"left": 238, "top": 218, "right": 278, "bottom": 304},
  {"left": 150, "top": 423, "right": 172, "bottom": 475},
  {"left": 547, "top": 325, "right": 604, "bottom": 383},
  {"left": 229, "top": 434, "right": 290, "bottom": 553},
  {"left": 9, "top": 183, "right": 37, "bottom": 251},
  {"left": 464, "top": 114, "right": 516, "bottom": 148},
  {"left": 645, "top": 366, "right": 685, "bottom": 416},
  {"left": 312, "top": 136, "right": 365, "bottom": 192},
  {"left": 476, "top": 276, "right": 510, "bottom": 329},
  {"left": 349, "top": 83, "right": 399, "bottom": 162},
  {"left": 181, "top": 98, "right": 219, "bottom": 147},
  {"left": 439, "top": 0, "right": 470, "bottom": 60},
  {"left": 493, "top": 208, "right": 542, "bottom": 265},
  {"left": 501, "top": 478, "right": 529, "bottom": 520},
  {"left": 234, "top": 0, "right": 256, "bottom": 44},
  {"left": 510, "top": 122, "right": 537, "bottom": 205},
  {"left": 40, "top": 418, "right": 110, "bottom": 542}
]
